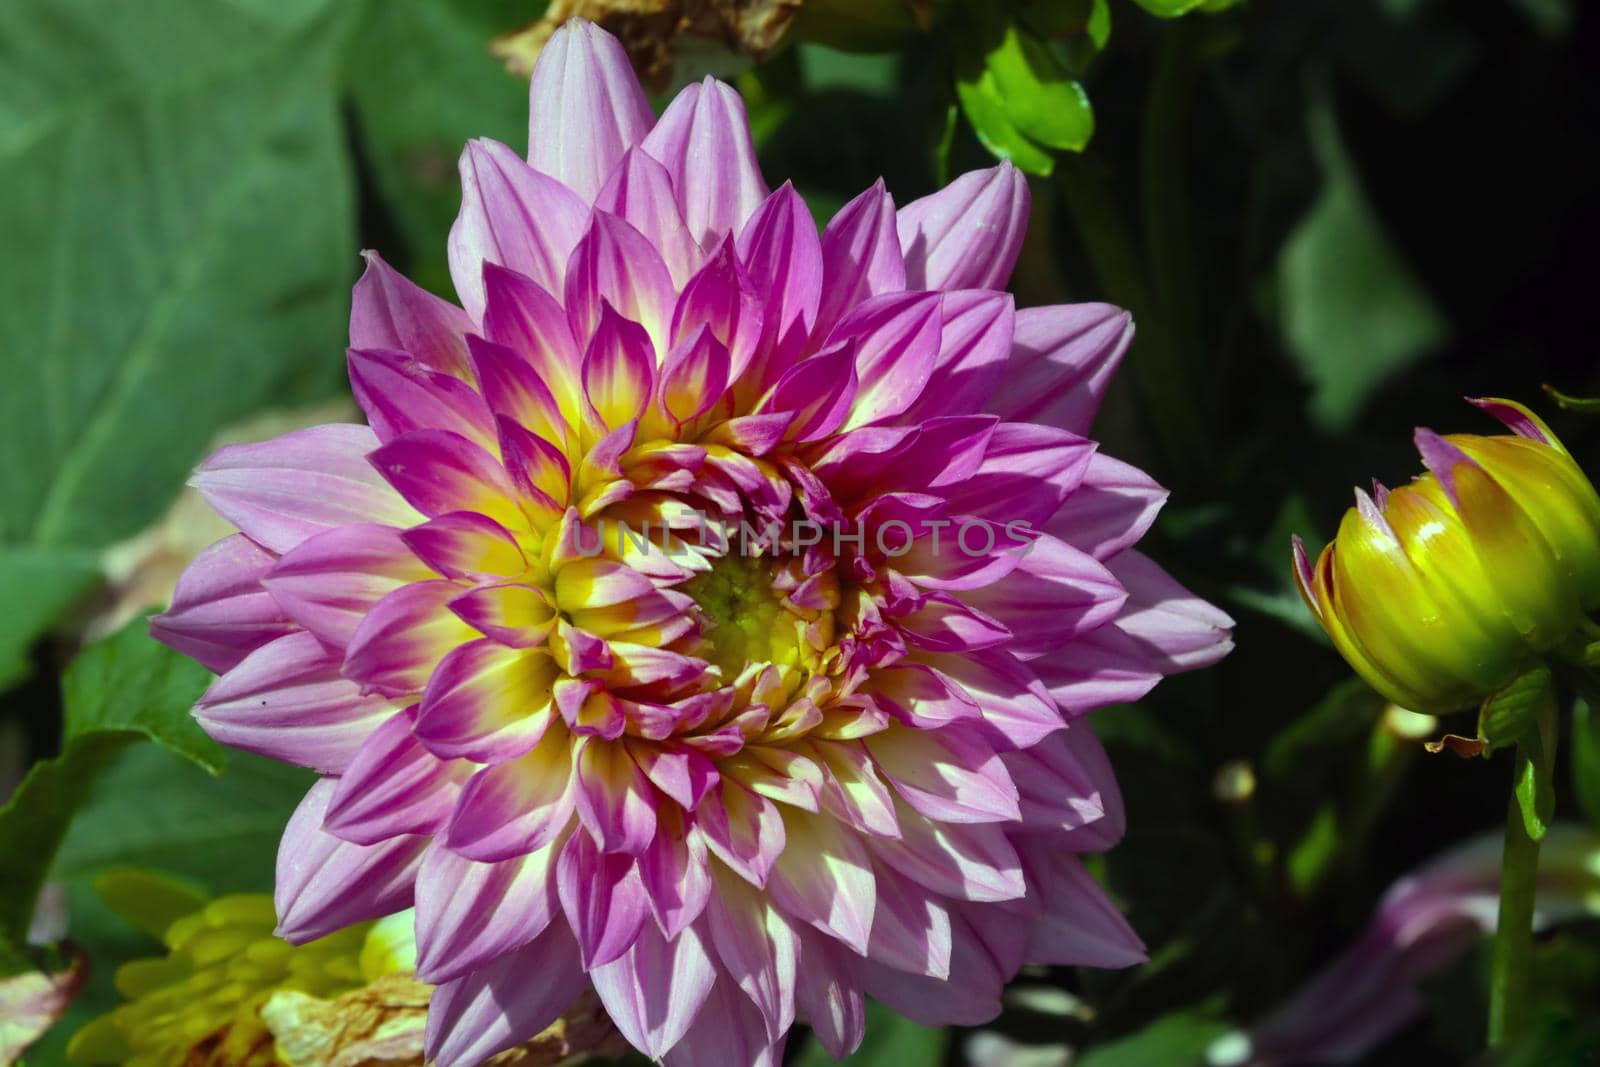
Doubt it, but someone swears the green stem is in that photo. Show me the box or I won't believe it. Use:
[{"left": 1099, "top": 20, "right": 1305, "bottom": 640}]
[{"left": 1488, "top": 695, "right": 1558, "bottom": 1048}]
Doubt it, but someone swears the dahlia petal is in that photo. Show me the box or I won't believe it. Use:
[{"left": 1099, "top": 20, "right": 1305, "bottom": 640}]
[
  {"left": 497, "top": 416, "right": 571, "bottom": 513},
  {"left": 261, "top": 523, "right": 431, "bottom": 649},
  {"left": 897, "top": 290, "right": 1017, "bottom": 423},
  {"left": 988, "top": 303, "right": 1133, "bottom": 434},
  {"left": 424, "top": 923, "right": 588, "bottom": 1067},
  {"left": 150, "top": 534, "right": 294, "bottom": 673},
  {"left": 698, "top": 781, "right": 786, "bottom": 887},
  {"left": 449, "top": 582, "right": 555, "bottom": 648},
  {"left": 1033, "top": 624, "right": 1164, "bottom": 716},
  {"left": 1018, "top": 845, "right": 1146, "bottom": 968},
  {"left": 582, "top": 301, "right": 659, "bottom": 429},
  {"left": 1002, "top": 724, "right": 1109, "bottom": 839},
  {"left": 467, "top": 331, "right": 572, "bottom": 450},
  {"left": 638, "top": 814, "right": 714, "bottom": 938},
  {"left": 350, "top": 251, "right": 473, "bottom": 378},
  {"left": 1107, "top": 549, "right": 1236, "bottom": 673},
  {"left": 415, "top": 640, "right": 556, "bottom": 762},
  {"left": 1032, "top": 721, "right": 1126, "bottom": 850},
  {"left": 191, "top": 424, "right": 419, "bottom": 555},
  {"left": 1046, "top": 453, "right": 1167, "bottom": 561},
  {"left": 829, "top": 291, "right": 944, "bottom": 432},
  {"left": 734, "top": 183, "right": 823, "bottom": 396},
  {"left": 659, "top": 325, "right": 732, "bottom": 426},
  {"left": 811, "top": 739, "right": 899, "bottom": 838},
  {"left": 861, "top": 663, "right": 982, "bottom": 732},
  {"left": 631, "top": 740, "right": 720, "bottom": 810},
  {"left": 274, "top": 779, "right": 425, "bottom": 944},
  {"left": 401, "top": 511, "right": 527, "bottom": 581},
  {"left": 413, "top": 839, "right": 560, "bottom": 984},
  {"left": 704, "top": 870, "right": 798, "bottom": 1042},
  {"left": 864, "top": 724, "right": 1020, "bottom": 824},
  {"left": 898, "top": 594, "right": 1012, "bottom": 653},
  {"left": 343, "top": 580, "right": 477, "bottom": 699},
  {"left": 479, "top": 265, "right": 585, "bottom": 427},
  {"left": 867, "top": 804, "right": 1026, "bottom": 903},
  {"left": 323, "top": 706, "right": 466, "bottom": 845},
  {"left": 767, "top": 810, "right": 876, "bottom": 954},
  {"left": 446, "top": 727, "right": 577, "bottom": 860},
  {"left": 565, "top": 211, "right": 676, "bottom": 352},
  {"left": 196, "top": 631, "right": 393, "bottom": 774},
  {"left": 663, "top": 973, "right": 786, "bottom": 1067},
  {"left": 526, "top": 17, "right": 654, "bottom": 202},
  {"left": 794, "top": 932, "right": 867, "bottom": 1059},
  {"left": 857, "top": 911, "right": 1004, "bottom": 1027},
  {"left": 891, "top": 513, "right": 1027, "bottom": 592},
  {"left": 574, "top": 738, "right": 660, "bottom": 855},
  {"left": 642, "top": 77, "right": 768, "bottom": 246},
  {"left": 557, "top": 829, "right": 650, "bottom": 967},
  {"left": 916, "top": 648, "right": 1064, "bottom": 748},
  {"left": 815, "top": 179, "right": 906, "bottom": 340},
  {"left": 960, "top": 535, "right": 1127, "bottom": 660},
  {"left": 367, "top": 429, "right": 527, "bottom": 532},
  {"left": 449, "top": 138, "right": 588, "bottom": 320},
  {"left": 672, "top": 237, "right": 766, "bottom": 385},
  {"left": 346, "top": 347, "right": 495, "bottom": 449},
  {"left": 941, "top": 422, "right": 1097, "bottom": 528},
  {"left": 867, "top": 865, "right": 953, "bottom": 978},
  {"left": 762, "top": 343, "right": 859, "bottom": 443},
  {"left": 597, "top": 148, "right": 702, "bottom": 286},
  {"left": 896, "top": 161, "right": 1029, "bottom": 291},
  {"left": 592, "top": 920, "right": 717, "bottom": 1059}
]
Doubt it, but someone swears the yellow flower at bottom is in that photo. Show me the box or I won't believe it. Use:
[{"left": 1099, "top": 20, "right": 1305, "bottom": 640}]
[{"left": 1294, "top": 398, "right": 1600, "bottom": 713}]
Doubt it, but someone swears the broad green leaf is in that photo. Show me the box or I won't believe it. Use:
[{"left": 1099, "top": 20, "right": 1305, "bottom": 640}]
[
  {"left": 0, "top": 548, "right": 100, "bottom": 691},
  {"left": 1477, "top": 666, "right": 1554, "bottom": 755},
  {"left": 0, "top": 0, "right": 358, "bottom": 678},
  {"left": 1078, "top": 1005, "right": 1229, "bottom": 1066},
  {"left": 955, "top": 68, "right": 1056, "bottom": 176},
  {"left": 343, "top": 0, "right": 530, "bottom": 297},
  {"left": 0, "top": 622, "right": 219, "bottom": 973},
  {"left": 984, "top": 21, "right": 1095, "bottom": 151},
  {"left": 793, "top": 1001, "right": 946, "bottom": 1066},
  {"left": 1278, "top": 99, "right": 1447, "bottom": 429}
]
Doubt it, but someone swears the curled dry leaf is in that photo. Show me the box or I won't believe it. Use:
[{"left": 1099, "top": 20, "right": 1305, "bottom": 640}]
[{"left": 0, "top": 948, "right": 87, "bottom": 1066}]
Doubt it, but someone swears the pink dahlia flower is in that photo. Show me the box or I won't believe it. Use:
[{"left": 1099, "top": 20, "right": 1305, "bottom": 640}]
[{"left": 152, "top": 19, "right": 1233, "bottom": 1066}]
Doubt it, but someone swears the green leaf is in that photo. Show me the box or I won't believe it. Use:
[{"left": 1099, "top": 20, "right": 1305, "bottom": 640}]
[
  {"left": 955, "top": 67, "right": 1057, "bottom": 176},
  {"left": 983, "top": 21, "right": 1095, "bottom": 151},
  {"left": 1127, "top": 0, "right": 1210, "bottom": 18},
  {"left": 1077, "top": 1004, "right": 1230, "bottom": 1066},
  {"left": 792, "top": 1001, "right": 946, "bottom": 1066},
  {"left": 789, "top": 0, "right": 924, "bottom": 53},
  {"left": 1278, "top": 97, "right": 1447, "bottom": 429},
  {"left": 91, "top": 870, "right": 209, "bottom": 943},
  {"left": 0, "top": 549, "right": 100, "bottom": 691},
  {"left": 0, "top": 0, "right": 358, "bottom": 675},
  {"left": 0, "top": 622, "right": 218, "bottom": 973},
  {"left": 1572, "top": 700, "right": 1600, "bottom": 830},
  {"left": 1477, "top": 666, "right": 1555, "bottom": 755}
]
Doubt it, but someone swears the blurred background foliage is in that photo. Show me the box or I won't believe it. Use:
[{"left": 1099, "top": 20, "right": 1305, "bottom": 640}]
[{"left": 1, "top": 0, "right": 1598, "bottom": 1063}]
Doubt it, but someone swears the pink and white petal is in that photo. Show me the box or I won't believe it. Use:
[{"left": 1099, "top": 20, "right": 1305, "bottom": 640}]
[
  {"left": 350, "top": 251, "right": 473, "bottom": 378},
  {"left": 346, "top": 348, "right": 494, "bottom": 449},
  {"left": 413, "top": 839, "right": 560, "bottom": 984},
  {"left": 196, "top": 632, "right": 393, "bottom": 774},
  {"left": 565, "top": 211, "right": 676, "bottom": 352},
  {"left": 526, "top": 18, "right": 654, "bottom": 202},
  {"left": 557, "top": 829, "right": 650, "bottom": 968},
  {"left": 479, "top": 265, "right": 585, "bottom": 427},
  {"left": 898, "top": 594, "right": 1012, "bottom": 654},
  {"left": 662, "top": 972, "right": 786, "bottom": 1067},
  {"left": 450, "top": 582, "right": 555, "bottom": 648},
  {"left": 641, "top": 77, "right": 769, "bottom": 247},
  {"left": 592, "top": 920, "right": 717, "bottom": 1059},
  {"left": 987, "top": 303, "right": 1132, "bottom": 435},
  {"left": 424, "top": 923, "right": 589, "bottom": 1067},
  {"left": 449, "top": 138, "right": 589, "bottom": 320},
  {"left": 1018, "top": 845, "right": 1147, "bottom": 968},
  {"left": 734, "top": 184, "right": 824, "bottom": 398},
  {"left": 761, "top": 343, "right": 858, "bottom": 443},
  {"left": 861, "top": 664, "right": 983, "bottom": 732},
  {"left": 815, "top": 180, "right": 906, "bottom": 340},
  {"left": 445, "top": 728, "right": 576, "bottom": 860},
  {"left": 697, "top": 781, "right": 786, "bottom": 888},
  {"left": 630, "top": 739, "right": 720, "bottom": 811},
  {"left": 672, "top": 238, "right": 766, "bottom": 385},
  {"left": 897, "top": 161, "right": 1029, "bottom": 291},
  {"left": 367, "top": 429, "right": 527, "bottom": 532},
  {"left": 811, "top": 739, "right": 899, "bottom": 838},
  {"left": 866, "top": 803, "right": 1026, "bottom": 903},
  {"left": 1033, "top": 624, "right": 1165, "bottom": 717},
  {"left": 262, "top": 523, "right": 432, "bottom": 649},
  {"left": 343, "top": 580, "right": 477, "bottom": 699},
  {"left": 1045, "top": 453, "right": 1168, "bottom": 562},
  {"left": 416, "top": 640, "right": 557, "bottom": 762},
  {"left": 829, "top": 291, "right": 944, "bottom": 432},
  {"left": 596, "top": 148, "right": 702, "bottom": 286},
  {"left": 150, "top": 534, "right": 294, "bottom": 673},
  {"left": 192, "top": 424, "right": 420, "bottom": 555},
  {"left": 959, "top": 535, "right": 1126, "bottom": 660},
  {"left": 659, "top": 325, "right": 732, "bottom": 426},
  {"left": 402, "top": 511, "right": 527, "bottom": 582},
  {"left": 468, "top": 336, "right": 571, "bottom": 465},
  {"left": 767, "top": 810, "right": 876, "bottom": 955},
  {"left": 867, "top": 866, "right": 953, "bottom": 979},
  {"left": 497, "top": 416, "right": 571, "bottom": 513},
  {"left": 794, "top": 931, "right": 867, "bottom": 1059},
  {"left": 1106, "top": 550, "right": 1236, "bottom": 674},
  {"left": 897, "top": 290, "right": 1016, "bottom": 424},
  {"left": 574, "top": 738, "right": 659, "bottom": 855},
  {"left": 857, "top": 911, "right": 1005, "bottom": 1027},
  {"left": 638, "top": 813, "right": 714, "bottom": 938},
  {"left": 582, "top": 302, "right": 659, "bottom": 430},
  {"left": 941, "top": 422, "right": 1097, "bottom": 529},
  {"left": 323, "top": 706, "right": 467, "bottom": 845},
  {"left": 864, "top": 724, "right": 1020, "bottom": 824},
  {"left": 274, "top": 779, "right": 426, "bottom": 944},
  {"left": 1001, "top": 723, "right": 1109, "bottom": 838},
  {"left": 1042, "top": 720, "right": 1126, "bottom": 850},
  {"left": 915, "top": 648, "right": 1064, "bottom": 749},
  {"left": 704, "top": 869, "right": 798, "bottom": 1042}
]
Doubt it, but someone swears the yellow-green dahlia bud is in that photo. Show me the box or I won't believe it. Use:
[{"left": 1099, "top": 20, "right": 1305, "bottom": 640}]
[{"left": 1293, "top": 398, "right": 1600, "bottom": 713}]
